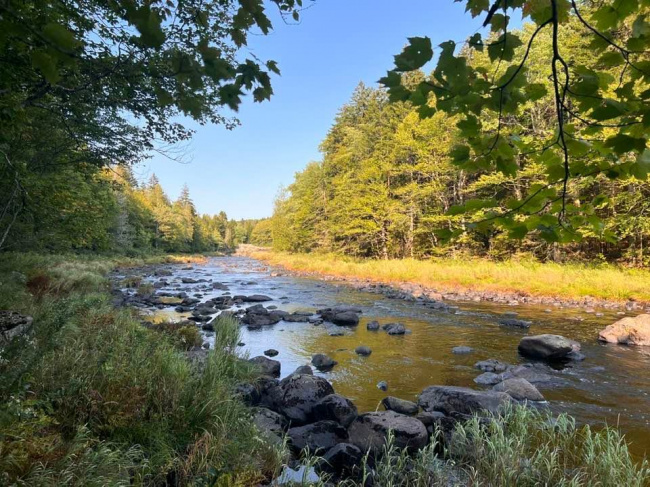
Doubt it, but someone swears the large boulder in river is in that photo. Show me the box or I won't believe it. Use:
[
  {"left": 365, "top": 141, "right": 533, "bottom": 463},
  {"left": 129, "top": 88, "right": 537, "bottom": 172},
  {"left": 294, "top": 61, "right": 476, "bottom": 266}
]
[
  {"left": 318, "top": 307, "right": 361, "bottom": 326},
  {"left": 598, "top": 314, "right": 650, "bottom": 346},
  {"left": 249, "top": 356, "right": 281, "bottom": 377},
  {"left": 493, "top": 378, "right": 545, "bottom": 402},
  {"left": 279, "top": 374, "right": 335, "bottom": 424},
  {"left": 348, "top": 411, "right": 428, "bottom": 454},
  {"left": 287, "top": 420, "right": 348, "bottom": 453},
  {"left": 418, "top": 386, "right": 511, "bottom": 416},
  {"left": 381, "top": 396, "right": 419, "bottom": 416},
  {"left": 518, "top": 334, "right": 580, "bottom": 360},
  {"left": 312, "top": 394, "right": 358, "bottom": 428}
]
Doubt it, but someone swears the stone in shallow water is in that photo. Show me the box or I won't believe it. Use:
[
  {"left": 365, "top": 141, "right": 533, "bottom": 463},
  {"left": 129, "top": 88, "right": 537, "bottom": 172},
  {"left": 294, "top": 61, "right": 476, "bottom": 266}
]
[
  {"left": 474, "top": 372, "right": 503, "bottom": 386},
  {"left": 493, "top": 378, "right": 545, "bottom": 402},
  {"left": 518, "top": 334, "right": 580, "bottom": 360},
  {"left": 312, "top": 353, "right": 338, "bottom": 370},
  {"left": 366, "top": 320, "right": 380, "bottom": 331},
  {"left": 475, "top": 359, "right": 511, "bottom": 373},
  {"left": 452, "top": 346, "right": 474, "bottom": 354},
  {"left": 355, "top": 345, "right": 372, "bottom": 356},
  {"left": 249, "top": 356, "right": 281, "bottom": 377},
  {"left": 377, "top": 380, "right": 388, "bottom": 391},
  {"left": 418, "top": 385, "right": 512, "bottom": 416},
  {"left": 382, "top": 396, "right": 419, "bottom": 416}
]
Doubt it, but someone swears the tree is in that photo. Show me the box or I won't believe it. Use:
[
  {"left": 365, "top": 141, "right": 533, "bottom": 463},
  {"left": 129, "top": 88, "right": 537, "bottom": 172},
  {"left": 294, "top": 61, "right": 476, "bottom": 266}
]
[{"left": 381, "top": 0, "right": 650, "bottom": 246}]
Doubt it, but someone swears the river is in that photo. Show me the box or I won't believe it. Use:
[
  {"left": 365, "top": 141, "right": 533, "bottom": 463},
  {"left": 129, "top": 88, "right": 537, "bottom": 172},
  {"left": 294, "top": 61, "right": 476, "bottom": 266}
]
[{"left": 122, "top": 255, "right": 650, "bottom": 458}]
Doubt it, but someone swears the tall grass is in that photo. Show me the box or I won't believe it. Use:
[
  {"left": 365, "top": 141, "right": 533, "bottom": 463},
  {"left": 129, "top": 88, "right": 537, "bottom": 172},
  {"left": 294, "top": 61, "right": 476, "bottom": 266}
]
[
  {"left": 245, "top": 248, "right": 650, "bottom": 303},
  {"left": 0, "top": 254, "right": 280, "bottom": 485}
]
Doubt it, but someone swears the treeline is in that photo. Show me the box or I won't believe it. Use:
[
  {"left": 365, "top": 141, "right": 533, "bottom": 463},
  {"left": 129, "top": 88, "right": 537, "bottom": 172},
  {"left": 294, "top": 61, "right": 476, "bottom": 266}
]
[
  {"left": 0, "top": 163, "right": 258, "bottom": 254},
  {"left": 267, "top": 19, "right": 650, "bottom": 265}
]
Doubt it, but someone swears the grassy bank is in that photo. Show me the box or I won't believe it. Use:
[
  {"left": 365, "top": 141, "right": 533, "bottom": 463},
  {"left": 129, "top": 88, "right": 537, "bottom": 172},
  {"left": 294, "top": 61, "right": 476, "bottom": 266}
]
[
  {"left": 0, "top": 253, "right": 281, "bottom": 485},
  {"left": 244, "top": 247, "right": 650, "bottom": 304}
]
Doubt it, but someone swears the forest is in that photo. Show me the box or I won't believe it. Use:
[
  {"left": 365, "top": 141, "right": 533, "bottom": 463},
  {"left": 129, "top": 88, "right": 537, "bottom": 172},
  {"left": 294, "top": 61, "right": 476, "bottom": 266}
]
[{"left": 267, "top": 13, "right": 650, "bottom": 264}]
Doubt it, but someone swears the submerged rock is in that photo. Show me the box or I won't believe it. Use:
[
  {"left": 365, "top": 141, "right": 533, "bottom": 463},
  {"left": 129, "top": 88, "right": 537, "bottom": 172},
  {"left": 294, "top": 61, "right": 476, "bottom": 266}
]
[
  {"left": 598, "top": 314, "right": 650, "bottom": 346},
  {"left": 474, "top": 359, "right": 512, "bottom": 373},
  {"left": 518, "top": 334, "right": 581, "bottom": 360},
  {"left": 452, "top": 346, "right": 474, "bottom": 354},
  {"left": 348, "top": 411, "right": 428, "bottom": 454},
  {"left": 418, "top": 385, "right": 511, "bottom": 416},
  {"left": 499, "top": 318, "right": 532, "bottom": 329}
]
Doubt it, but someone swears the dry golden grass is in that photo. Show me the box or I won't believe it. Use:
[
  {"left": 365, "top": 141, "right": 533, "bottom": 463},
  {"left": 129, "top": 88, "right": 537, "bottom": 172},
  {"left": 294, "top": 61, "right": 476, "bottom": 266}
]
[{"left": 244, "top": 247, "right": 650, "bottom": 303}]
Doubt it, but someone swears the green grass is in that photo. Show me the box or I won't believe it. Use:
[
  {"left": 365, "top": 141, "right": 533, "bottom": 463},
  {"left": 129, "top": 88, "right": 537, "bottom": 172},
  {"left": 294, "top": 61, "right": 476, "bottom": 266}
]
[
  {"left": 244, "top": 247, "right": 650, "bottom": 303},
  {"left": 0, "top": 253, "right": 281, "bottom": 486}
]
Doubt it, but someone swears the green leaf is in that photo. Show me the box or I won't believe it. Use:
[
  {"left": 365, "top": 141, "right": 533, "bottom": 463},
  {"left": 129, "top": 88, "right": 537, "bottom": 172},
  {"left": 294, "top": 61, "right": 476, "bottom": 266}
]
[
  {"left": 43, "top": 23, "right": 78, "bottom": 51},
  {"left": 31, "top": 51, "right": 59, "bottom": 83},
  {"left": 450, "top": 144, "right": 470, "bottom": 164},
  {"left": 604, "top": 134, "right": 647, "bottom": 155},
  {"left": 394, "top": 37, "right": 433, "bottom": 72},
  {"left": 487, "top": 33, "right": 522, "bottom": 62}
]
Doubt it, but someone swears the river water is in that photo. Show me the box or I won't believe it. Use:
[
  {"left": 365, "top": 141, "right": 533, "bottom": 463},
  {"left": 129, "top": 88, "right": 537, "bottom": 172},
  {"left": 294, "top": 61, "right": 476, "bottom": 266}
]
[{"left": 133, "top": 256, "right": 650, "bottom": 458}]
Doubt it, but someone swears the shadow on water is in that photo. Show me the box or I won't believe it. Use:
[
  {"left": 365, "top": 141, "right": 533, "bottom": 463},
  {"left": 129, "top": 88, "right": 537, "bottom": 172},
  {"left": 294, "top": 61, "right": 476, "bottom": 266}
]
[{"left": 131, "top": 256, "right": 650, "bottom": 458}]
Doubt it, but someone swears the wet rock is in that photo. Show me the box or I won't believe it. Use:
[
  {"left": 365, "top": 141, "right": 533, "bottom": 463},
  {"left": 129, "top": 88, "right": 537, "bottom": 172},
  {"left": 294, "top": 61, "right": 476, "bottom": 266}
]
[
  {"left": 242, "top": 294, "right": 273, "bottom": 302},
  {"left": 493, "top": 378, "right": 544, "bottom": 402},
  {"left": 312, "top": 394, "right": 358, "bottom": 427},
  {"left": 319, "top": 307, "right": 361, "bottom": 326},
  {"left": 419, "top": 386, "right": 512, "bottom": 416},
  {"left": 377, "top": 381, "right": 388, "bottom": 391},
  {"left": 284, "top": 312, "right": 312, "bottom": 323},
  {"left": 249, "top": 356, "right": 281, "bottom": 377},
  {"left": 474, "top": 358, "right": 511, "bottom": 373},
  {"left": 381, "top": 396, "right": 419, "bottom": 416},
  {"left": 0, "top": 311, "right": 33, "bottom": 345},
  {"left": 293, "top": 365, "right": 314, "bottom": 376},
  {"left": 243, "top": 312, "right": 282, "bottom": 327},
  {"left": 354, "top": 345, "right": 372, "bottom": 356},
  {"left": 312, "top": 353, "right": 338, "bottom": 371},
  {"left": 500, "top": 363, "right": 565, "bottom": 386},
  {"left": 319, "top": 443, "right": 363, "bottom": 476},
  {"left": 279, "top": 374, "right": 335, "bottom": 424},
  {"left": 518, "top": 334, "right": 581, "bottom": 360},
  {"left": 264, "top": 349, "right": 279, "bottom": 357},
  {"left": 598, "top": 314, "right": 650, "bottom": 346},
  {"left": 452, "top": 346, "right": 474, "bottom": 354},
  {"left": 366, "top": 320, "right": 380, "bottom": 331},
  {"left": 269, "top": 309, "right": 290, "bottom": 319},
  {"left": 474, "top": 372, "right": 503, "bottom": 386},
  {"left": 499, "top": 318, "right": 532, "bottom": 329},
  {"left": 383, "top": 323, "right": 406, "bottom": 335},
  {"left": 348, "top": 411, "right": 428, "bottom": 455},
  {"left": 253, "top": 407, "right": 288, "bottom": 436}
]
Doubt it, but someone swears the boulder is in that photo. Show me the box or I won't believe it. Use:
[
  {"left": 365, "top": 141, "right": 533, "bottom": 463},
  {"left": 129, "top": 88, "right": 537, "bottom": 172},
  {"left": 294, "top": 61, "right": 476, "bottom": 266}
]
[
  {"left": 377, "top": 381, "right": 388, "bottom": 391},
  {"left": 0, "top": 311, "right": 33, "bottom": 345},
  {"left": 279, "top": 374, "right": 335, "bottom": 424},
  {"left": 452, "top": 346, "right": 474, "bottom": 354},
  {"left": 264, "top": 349, "right": 279, "bottom": 357},
  {"left": 381, "top": 396, "right": 419, "bottom": 416},
  {"left": 287, "top": 420, "right": 348, "bottom": 453},
  {"left": 242, "top": 311, "right": 281, "bottom": 327},
  {"left": 312, "top": 353, "right": 338, "bottom": 371},
  {"left": 354, "top": 345, "right": 372, "bottom": 356},
  {"left": 348, "top": 411, "right": 428, "bottom": 454},
  {"left": 366, "top": 320, "right": 380, "bottom": 331},
  {"left": 418, "top": 386, "right": 511, "bottom": 416},
  {"left": 293, "top": 365, "right": 314, "bottom": 376},
  {"left": 384, "top": 323, "right": 406, "bottom": 335},
  {"left": 253, "top": 408, "right": 288, "bottom": 436},
  {"left": 474, "top": 372, "right": 503, "bottom": 386},
  {"left": 518, "top": 334, "right": 580, "bottom": 360},
  {"left": 284, "top": 312, "right": 312, "bottom": 323},
  {"left": 493, "top": 378, "right": 544, "bottom": 402},
  {"left": 319, "top": 307, "right": 361, "bottom": 326},
  {"left": 319, "top": 443, "right": 363, "bottom": 476},
  {"left": 249, "top": 356, "right": 281, "bottom": 377},
  {"left": 257, "top": 378, "right": 284, "bottom": 411},
  {"left": 499, "top": 318, "right": 532, "bottom": 329},
  {"left": 235, "top": 383, "right": 260, "bottom": 406},
  {"left": 598, "top": 314, "right": 650, "bottom": 346},
  {"left": 312, "top": 394, "right": 358, "bottom": 428},
  {"left": 499, "top": 363, "right": 567, "bottom": 387}
]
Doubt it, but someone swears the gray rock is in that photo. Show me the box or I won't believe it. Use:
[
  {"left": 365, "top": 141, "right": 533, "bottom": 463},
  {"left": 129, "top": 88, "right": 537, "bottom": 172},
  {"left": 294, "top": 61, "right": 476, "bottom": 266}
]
[
  {"left": 331, "top": 311, "right": 360, "bottom": 326},
  {"left": 348, "top": 411, "right": 428, "bottom": 454},
  {"left": 253, "top": 408, "right": 288, "bottom": 436},
  {"left": 474, "top": 372, "right": 503, "bottom": 386},
  {"left": 452, "top": 346, "right": 474, "bottom": 354},
  {"left": 287, "top": 420, "right": 348, "bottom": 453},
  {"left": 381, "top": 396, "right": 419, "bottom": 416},
  {"left": 264, "top": 349, "right": 279, "bottom": 357},
  {"left": 418, "top": 386, "right": 512, "bottom": 416},
  {"left": 320, "top": 443, "right": 363, "bottom": 476},
  {"left": 384, "top": 323, "right": 406, "bottom": 335},
  {"left": 312, "top": 353, "right": 338, "bottom": 371},
  {"left": 518, "top": 334, "right": 580, "bottom": 360},
  {"left": 242, "top": 294, "right": 273, "bottom": 302},
  {"left": 312, "top": 394, "right": 358, "bottom": 428},
  {"left": 493, "top": 378, "right": 545, "bottom": 402},
  {"left": 355, "top": 345, "right": 372, "bottom": 356},
  {"left": 474, "top": 359, "right": 512, "bottom": 373},
  {"left": 366, "top": 320, "right": 380, "bottom": 331},
  {"left": 377, "top": 380, "right": 388, "bottom": 391},
  {"left": 293, "top": 365, "right": 314, "bottom": 376},
  {"left": 499, "top": 318, "right": 532, "bottom": 328},
  {"left": 279, "top": 374, "right": 335, "bottom": 424},
  {"left": 249, "top": 356, "right": 281, "bottom": 377}
]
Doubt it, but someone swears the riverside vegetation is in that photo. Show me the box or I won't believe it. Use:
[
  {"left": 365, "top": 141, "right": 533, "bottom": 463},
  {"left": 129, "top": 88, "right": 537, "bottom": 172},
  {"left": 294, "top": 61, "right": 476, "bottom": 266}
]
[{"left": 2, "top": 0, "right": 650, "bottom": 485}]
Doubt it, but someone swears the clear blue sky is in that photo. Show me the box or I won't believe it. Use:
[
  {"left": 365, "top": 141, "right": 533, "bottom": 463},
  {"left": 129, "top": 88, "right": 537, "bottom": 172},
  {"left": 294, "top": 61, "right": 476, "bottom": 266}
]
[{"left": 136, "top": 1, "right": 501, "bottom": 220}]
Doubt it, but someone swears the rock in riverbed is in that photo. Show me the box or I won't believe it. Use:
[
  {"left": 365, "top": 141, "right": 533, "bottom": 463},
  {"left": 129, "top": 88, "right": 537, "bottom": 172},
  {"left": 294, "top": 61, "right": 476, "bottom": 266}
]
[
  {"left": 249, "top": 356, "right": 281, "bottom": 377},
  {"left": 518, "top": 334, "right": 581, "bottom": 360},
  {"left": 598, "top": 314, "right": 650, "bottom": 346},
  {"left": 348, "top": 411, "right": 428, "bottom": 454},
  {"left": 493, "top": 378, "right": 544, "bottom": 402},
  {"left": 279, "top": 374, "right": 335, "bottom": 424},
  {"left": 354, "top": 345, "right": 372, "bottom": 356},
  {"left": 287, "top": 420, "right": 348, "bottom": 453},
  {"left": 382, "top": 396, "right": 419, "bottom": 416},
  {"left": 366, "top": 320, "right": 380, "bottom": 331},
  {"left": 312, "top": 394, "right": 358, "bottom": 427},
  {"left": 312, "top": 353, "right": 338, "bottom": 371},
  {"left": 419, "top": 386, "right": 512, "bottom": 416}
]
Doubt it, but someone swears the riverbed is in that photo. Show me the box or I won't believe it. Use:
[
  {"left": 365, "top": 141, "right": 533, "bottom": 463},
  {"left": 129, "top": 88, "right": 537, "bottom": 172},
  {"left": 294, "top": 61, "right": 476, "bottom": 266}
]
[{"left": 116, "top": 255, "right": 650, "bottom": 458}]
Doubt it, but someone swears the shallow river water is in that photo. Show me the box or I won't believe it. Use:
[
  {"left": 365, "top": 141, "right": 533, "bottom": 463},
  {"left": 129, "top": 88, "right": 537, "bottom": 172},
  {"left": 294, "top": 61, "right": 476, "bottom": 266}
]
[{"left": 132, "top": 256, "right": 650, "bottom": 458}]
